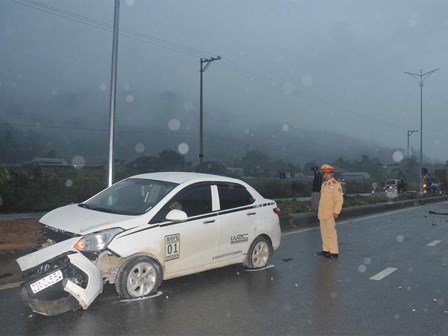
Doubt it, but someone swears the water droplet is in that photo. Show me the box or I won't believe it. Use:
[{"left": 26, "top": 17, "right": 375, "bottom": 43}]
[
  {"left": 168, "top": 119, "right": 181, "bottom": 131},
  {"left": 72, "top": 156, "right": 85, "bottom": 169},
  {"left": 65, "top": 179, "right": 73, "bottom": 188},
  {"left": 126, "top": 0, "right": 135, "bottom": 5},
  {"left": 244, "top": 129, "right": 250, "bottom": 135},
  {"left": 282, "top": 124, "right": 289, "bottom": 132},
  {"left": 135, "top": 143, "right": 145, "bottom": 153},
  {"left": 363, "top": 257, "right": 372, "bottom": 265},
  {"left": 393, "top": 314, "right": 400, "bottom": 320},
  {"left": 99, "top": 83, "right": 107, "bottom": 91},
  {"left": 125, "top": 94, "right": 135, "bottom": 103},
  {"left": 178, "top": 143, "right": 189, "bottom": 155},
  {"left": 358, "top": 264, "right": 367, "bottom": 273},
  {"left": 123, "top": 83, "right": 131, "bottom": 91},
  {"left": 396, "top": 234, "right": 404, "bottom": 243},
  {"left": 392, "top": 150, "right": 404, "bottom": 163}
]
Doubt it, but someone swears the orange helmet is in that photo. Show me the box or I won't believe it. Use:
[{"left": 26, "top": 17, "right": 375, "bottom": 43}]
[{"left": 321, "top": 164, "right": 334, "bottom": 173}]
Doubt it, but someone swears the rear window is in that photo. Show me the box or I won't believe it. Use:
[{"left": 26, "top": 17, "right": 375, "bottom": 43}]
[{"left": 218, "top": 183, "right": 255, "bottom": 210}]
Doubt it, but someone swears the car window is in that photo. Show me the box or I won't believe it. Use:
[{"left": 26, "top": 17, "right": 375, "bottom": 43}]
[
  {"left": 151, "top": 183, "right": 212, "bottom": 223},
  {"left": 217, "top": 183, "right": 255, "bottom": 210},
  {"left": 84, "top": 178, "right": 177, "bottom": 216}
]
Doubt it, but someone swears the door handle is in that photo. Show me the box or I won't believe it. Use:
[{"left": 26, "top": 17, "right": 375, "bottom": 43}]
[
  {"left": 203, "top": 220, "right": 215, "bottom": 224},
  {"left": 247, "top": 212, "right": 256, "bottom": 216}
]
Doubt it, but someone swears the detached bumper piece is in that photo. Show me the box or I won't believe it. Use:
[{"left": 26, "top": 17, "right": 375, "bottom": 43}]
[{"left": 20, "top": 252, "right": 103, "bottom": 316}]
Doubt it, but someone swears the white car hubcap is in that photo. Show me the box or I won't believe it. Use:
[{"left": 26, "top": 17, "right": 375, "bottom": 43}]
[
  {"left": 127, "top": 262, "right": 156, "bottom": 297},
  {"left": 251, "top": 241, "right": 269, "bottom": 268}
]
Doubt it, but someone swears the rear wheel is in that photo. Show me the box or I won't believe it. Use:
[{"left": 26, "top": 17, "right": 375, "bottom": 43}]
[
  {"left": 115, "top": 256, "right": 162, "bottom": 299},
  {"left": 245, "top": 236, "right": 272, "bottom": 269}
]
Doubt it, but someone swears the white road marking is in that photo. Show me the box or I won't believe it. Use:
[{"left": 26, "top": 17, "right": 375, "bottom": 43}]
[
  {"left": 0, "top": 281, "right": 21, "bottom": 291},
  {"left": 370, "top": 267, "right": 397, "bottom": 281},
  {"left": 119, "top": 291, "right": 163, "bottom": 302},
  {"left": 245, "top": 264, "right": 275, "bottom": 272},
  {"left": 427, "top": 240, "right": 441, "bottom": 247}
]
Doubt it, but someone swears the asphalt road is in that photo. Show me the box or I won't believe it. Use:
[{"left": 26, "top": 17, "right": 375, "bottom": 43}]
[{"left": 1, "top": 202, "right": 448, "bottom": 335}]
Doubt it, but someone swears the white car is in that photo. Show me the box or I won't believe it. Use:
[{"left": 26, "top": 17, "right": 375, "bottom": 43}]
[{"left": 17, "top": 172, "right": 281, "bottom": 316}]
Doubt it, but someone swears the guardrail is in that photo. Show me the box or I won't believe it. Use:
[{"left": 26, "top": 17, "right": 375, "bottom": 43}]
[{"left": 280, "top": 195, "right": 448, "bottom": 232}]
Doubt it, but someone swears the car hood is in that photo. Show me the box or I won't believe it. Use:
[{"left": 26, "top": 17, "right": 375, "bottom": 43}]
[{"left": 40, "top": 204, "right": 146, "bottom": 235}]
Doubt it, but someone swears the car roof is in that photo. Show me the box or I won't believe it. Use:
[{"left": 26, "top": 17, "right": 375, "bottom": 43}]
[{"left": 129, "top": 171, "right": 244, "bottom": 185}]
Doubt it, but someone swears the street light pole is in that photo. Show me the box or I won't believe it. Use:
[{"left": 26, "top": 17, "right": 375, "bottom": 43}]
[
  {"left": 107, "top": 0, "right": 120, "bottom": 187},
  {"left": 199, "top": 56, "right": 221, "bottom": 172},
  {"left": 407, "top": 129, "right": 418, "bottom": 159},
  {"left": 404, "top": 68, "right": 439, "bottom": 193}
]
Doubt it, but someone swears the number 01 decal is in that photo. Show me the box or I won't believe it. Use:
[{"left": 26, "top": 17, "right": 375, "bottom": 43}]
[{"left": 165, "top": 234, "right": 180, "bottom": 261}]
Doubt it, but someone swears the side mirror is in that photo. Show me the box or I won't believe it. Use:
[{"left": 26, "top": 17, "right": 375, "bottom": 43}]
[{"left": 166, "top": 209, "right": 188, "bottom": 222}]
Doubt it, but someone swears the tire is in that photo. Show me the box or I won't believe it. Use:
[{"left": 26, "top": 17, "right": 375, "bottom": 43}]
[
  {"left": 245, "top": 236, "right": 272, "bottom": 269},
  {"left": 115, "top": 256, "right": 162, "bottom": 299}
]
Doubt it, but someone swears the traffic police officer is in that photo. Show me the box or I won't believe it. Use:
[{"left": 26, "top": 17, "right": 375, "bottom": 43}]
[{"left": 317, "top": 164, "right": 344, "bottom": 258}]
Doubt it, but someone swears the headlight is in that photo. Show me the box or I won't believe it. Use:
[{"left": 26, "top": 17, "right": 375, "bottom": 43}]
[{"left": 74, "top": 228, "right": 123, "bottom": 252}]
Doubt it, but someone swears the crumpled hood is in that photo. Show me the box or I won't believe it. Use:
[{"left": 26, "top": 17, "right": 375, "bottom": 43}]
[{"left": 40, "top": 204, "right": 144, "bottom": 235}]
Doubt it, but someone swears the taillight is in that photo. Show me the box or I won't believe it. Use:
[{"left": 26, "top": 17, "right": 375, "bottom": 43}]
[{"left": 273, "top": 207, "right": 281, "bottom": 216}]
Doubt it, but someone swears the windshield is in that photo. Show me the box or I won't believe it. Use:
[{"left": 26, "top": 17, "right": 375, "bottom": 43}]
[{"left": 82, "top": 178, "right": 177, "bottom": 216}]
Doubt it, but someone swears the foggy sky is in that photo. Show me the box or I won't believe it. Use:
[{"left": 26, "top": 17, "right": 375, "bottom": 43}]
[{"left": 1, "top": 0, "right": 447, "bottom": 163}]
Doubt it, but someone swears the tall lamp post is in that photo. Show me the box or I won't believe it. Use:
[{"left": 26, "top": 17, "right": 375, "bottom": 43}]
[
  {"left": 107, "top": 0, "right": 120, "bottom": 187},
  {"left": 404, "top": 68, "right": 439, "bottom": 193},
  {"left": 407, "top": 129, "right": 418, "bottom": 159},
  {"left": 199, "top": 56, "right": 221, "bottom": 172}
]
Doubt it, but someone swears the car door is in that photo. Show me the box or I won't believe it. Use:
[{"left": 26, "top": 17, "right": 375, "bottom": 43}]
[
  {"left": 215, "top": 182, "right": 257, "bottom": 264},
  {"left": 150, "top": 182, "right": 219, "bottom": 277}
]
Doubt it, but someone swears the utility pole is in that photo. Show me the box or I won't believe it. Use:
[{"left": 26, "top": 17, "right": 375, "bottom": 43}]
[
  {"left": 199, "top": 56, "right": 221, "bottom": 172},
  {"left": 107, "top": 0, "right": 120, "bottom": 187},
  {"left": 407, "top": 129, "right": 418, "bottom": 159},
  {"left": 404, "top": 68, "right": 439, "bottom": 193}
]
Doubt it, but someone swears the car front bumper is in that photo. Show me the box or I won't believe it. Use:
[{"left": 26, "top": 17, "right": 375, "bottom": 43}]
[{"left": 17, "top": 238, "right": 103, "bottom": 316}]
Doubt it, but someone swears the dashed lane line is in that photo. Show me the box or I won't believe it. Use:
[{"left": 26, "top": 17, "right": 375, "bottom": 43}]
[
  {"left": 427, "top": 240, "right": 441, "bottom": 247},
  {"left": 370, "top": 267, "right": 397, "bottom": 281}
]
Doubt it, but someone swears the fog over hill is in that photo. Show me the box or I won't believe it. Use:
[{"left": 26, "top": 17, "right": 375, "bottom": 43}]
[{"left": 0, "top": 88, "right": 419, "bottom": 168}]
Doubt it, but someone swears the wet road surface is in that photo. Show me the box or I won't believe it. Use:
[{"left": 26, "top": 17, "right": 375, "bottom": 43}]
[{"left": 1, "top": 202, "right": 448, "bottom": 335}]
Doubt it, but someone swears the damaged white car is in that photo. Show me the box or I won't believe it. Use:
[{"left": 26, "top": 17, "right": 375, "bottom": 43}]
[{"left": 17, "top": 172, "right": 281, "bottom": 316}]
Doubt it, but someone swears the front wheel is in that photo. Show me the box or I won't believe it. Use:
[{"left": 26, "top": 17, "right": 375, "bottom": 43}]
[
  {"left": 115, "top": 256, "right": 162, "bottom": 299},
  {"left": 245, "top": 236, "right": 272, "bottom": 269}
]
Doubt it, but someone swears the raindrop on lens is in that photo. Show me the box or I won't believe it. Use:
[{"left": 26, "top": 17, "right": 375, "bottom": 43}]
[
  {"left": 126, "top": 0, "right": 135, "bottom": 5},
  {"left": 358, "top": 264, "right": 367, "bottom": 273},
  {"left": 363, "top": 257, "right": 372, "bottom": 265},
  {"left": 168, "top": 119, "right": 181, "bottom": 131},
  {"left": 123, "top": 83, "right": 131, "bottom": 91},
  {"left": 72, "top": 156, "right": 86, "bottom": 169},
  {"left": 135, "top": 143, "right": 145, "bottom": 153},
  {"left": 396, "top": 235, "right": 404, "bottom": 243},
  {"left": 282, "top": 124, "right": 289, "bottom": 132},
  {"left": 178, "top": 143, "right": 189, "bottom": 155},
  {"left": 125, "top": 94, "right": 135, "bottom": 103},
  {"left": 99, "top": 83, "right": 107, "bottom": 91},
  {"left": 65, "top": 179, "right": 73, "bottom": 188},
  {"left": 392, "top": 150, "right": 404, "bottom": 163}
]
